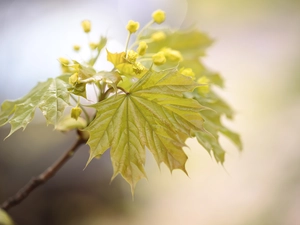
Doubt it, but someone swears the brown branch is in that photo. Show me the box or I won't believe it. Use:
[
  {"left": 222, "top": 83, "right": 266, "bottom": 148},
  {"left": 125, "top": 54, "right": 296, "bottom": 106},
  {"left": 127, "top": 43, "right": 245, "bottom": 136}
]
[{"left": 0, "top": 135, "right": 85, "bottom": 211}]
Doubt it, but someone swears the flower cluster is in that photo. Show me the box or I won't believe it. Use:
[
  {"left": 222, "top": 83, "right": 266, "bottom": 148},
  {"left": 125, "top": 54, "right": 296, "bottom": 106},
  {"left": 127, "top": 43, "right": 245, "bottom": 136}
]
[{"left": 59, "top": 9, "right": 212, "bottom": 121}]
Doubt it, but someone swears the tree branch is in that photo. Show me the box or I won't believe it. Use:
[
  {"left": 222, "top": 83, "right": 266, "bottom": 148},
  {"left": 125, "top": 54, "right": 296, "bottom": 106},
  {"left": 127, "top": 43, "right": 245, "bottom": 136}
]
[{"left": 0, "top": 135, "right": 86, "bottom": 211}]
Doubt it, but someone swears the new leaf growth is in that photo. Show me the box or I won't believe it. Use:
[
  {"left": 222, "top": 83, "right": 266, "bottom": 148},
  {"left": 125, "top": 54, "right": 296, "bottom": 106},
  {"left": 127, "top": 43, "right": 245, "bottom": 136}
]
[{"left": 0, "top": 9, "right": 242, "bottom": 193}]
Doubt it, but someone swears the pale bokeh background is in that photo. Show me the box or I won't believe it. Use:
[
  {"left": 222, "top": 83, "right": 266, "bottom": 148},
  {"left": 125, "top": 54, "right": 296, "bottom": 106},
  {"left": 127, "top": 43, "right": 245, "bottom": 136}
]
[{"left": 0, "top": 0, "right": 300, "bottom": 224}]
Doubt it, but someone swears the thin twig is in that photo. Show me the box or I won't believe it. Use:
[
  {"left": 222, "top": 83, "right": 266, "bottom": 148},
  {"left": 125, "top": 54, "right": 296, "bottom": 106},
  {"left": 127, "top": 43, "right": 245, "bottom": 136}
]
[{"left": 0, "top": 136, "right": 85, "bottom": 211}]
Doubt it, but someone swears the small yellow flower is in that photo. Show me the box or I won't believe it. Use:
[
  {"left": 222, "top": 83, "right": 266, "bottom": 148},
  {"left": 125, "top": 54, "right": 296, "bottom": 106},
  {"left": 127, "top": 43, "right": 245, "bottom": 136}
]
[
  {"left": 81, "top": 20, "right": 91, "bottom": 33},
  {"left": 133, "top": 62, "right": 145, "bottom": 74},
  {"left": 152, "top": 9, "right": 166, "bottom": 24},
  {"left": 163, "top": 48, "right": 183, "bottom": 62},
  {"left": 197, "top": 76, "right": 210, "bottom": 94},
  {"left": 126, "top": 20, "right": 139, "bottom": 34},
  {"left": 59, "top": 57, "right": 69, "bottom": 65},
  {"left": 71, "top": 106, "right": 82, "bottom": 120},
  {"left": 89, "top": 42, "right": 98, "bottom": 50},
  {"left": 181, "top": 68, "right": 195, "bottom": 79},
  {"left": 69, "top": 73, "right": 78, "bottom": 86},
  {"left": 152, "top": 51, "right": 166, "bottom": 65},
  {"left": 127, "top": 50, "right": 138, "bottom": 63},
  {"left": 73, "top": 45, "right": 80, "bottom": 51},
  {"left": 137, "top": 41, "right": 148, "bottom": 56},
  {"left": 151, "top": 31, "right": 166, "bottom": 42}
]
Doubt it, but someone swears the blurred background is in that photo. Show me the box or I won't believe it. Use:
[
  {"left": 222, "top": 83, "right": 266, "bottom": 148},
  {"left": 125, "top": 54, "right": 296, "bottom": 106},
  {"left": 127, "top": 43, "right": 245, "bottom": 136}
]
[{"left": 1, "top": 0, "right": 300, "bottom": 224}]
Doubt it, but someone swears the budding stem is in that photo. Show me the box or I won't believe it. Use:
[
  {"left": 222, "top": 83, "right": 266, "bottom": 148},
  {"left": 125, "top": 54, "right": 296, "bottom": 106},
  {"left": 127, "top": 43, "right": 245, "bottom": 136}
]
[
  {"left": 124, "top": 32, "right": 131, "bottom": 57},
  {"left": 137, "top": 20, "right": 154, "bottom": 40},
  {"left": 70, "top": 95, "right": 90, "bottom": 124}
]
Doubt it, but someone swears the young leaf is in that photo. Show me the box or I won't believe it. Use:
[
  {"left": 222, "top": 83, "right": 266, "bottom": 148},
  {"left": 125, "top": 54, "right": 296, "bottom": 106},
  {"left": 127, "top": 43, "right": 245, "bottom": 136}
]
[
  {"left": 106, "top": 50, "right": 126, "bottom": 67},
  {"left": 0, "top": 77, "right": 70, "bottom": 137},
  {"left": 145, "top": 28, "right": 242, "bottom": 161},
  {"left": 85, "top": 68, "right": 205, "bottom": 192}
]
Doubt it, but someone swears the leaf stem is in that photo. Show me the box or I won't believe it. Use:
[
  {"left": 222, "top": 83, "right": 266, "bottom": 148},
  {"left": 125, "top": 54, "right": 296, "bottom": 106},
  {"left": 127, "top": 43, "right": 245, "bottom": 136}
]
[
  {"left": 124, "top": 32, "right": 131, "bottom": 56},
  {"left": 0, "top": 135, "right": 85, "bottom": 211},
  {"left": 71, "top": 95, "right": 91, "bottom": 124}
]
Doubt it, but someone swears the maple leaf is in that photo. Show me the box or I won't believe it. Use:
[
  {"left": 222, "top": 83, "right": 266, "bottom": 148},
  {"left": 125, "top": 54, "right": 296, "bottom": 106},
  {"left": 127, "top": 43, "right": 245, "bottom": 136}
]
[
  {"left": 194, "top": 91, "right": 242, "bottom": 162},
  {"left": 145, "top": 29, "right": 242, "bottom": 162},
  {"left": 0, "top": 77, "right": 70, "bottom": 137},
  {"left": 85, "top": 68, "right": 205, "bottom": 192}
]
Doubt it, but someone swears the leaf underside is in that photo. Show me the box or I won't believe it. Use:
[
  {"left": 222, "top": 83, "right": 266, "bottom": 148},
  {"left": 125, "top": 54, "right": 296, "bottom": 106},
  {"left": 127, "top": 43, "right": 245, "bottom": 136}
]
[
  {"left": 85, "top": 69, "right": 205, "bottom": 192},
  {"left": 0, "top": 77, "right": 70, "bottom": 137}
]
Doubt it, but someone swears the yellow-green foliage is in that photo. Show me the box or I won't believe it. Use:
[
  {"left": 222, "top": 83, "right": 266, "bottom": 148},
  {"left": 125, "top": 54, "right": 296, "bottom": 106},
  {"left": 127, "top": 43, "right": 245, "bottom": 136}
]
[{"left": 0, "top": 9, "right": 241, "bottom": 193}]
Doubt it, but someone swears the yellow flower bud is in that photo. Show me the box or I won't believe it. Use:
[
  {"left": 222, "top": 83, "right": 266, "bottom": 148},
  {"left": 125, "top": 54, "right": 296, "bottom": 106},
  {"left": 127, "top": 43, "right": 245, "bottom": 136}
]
[
  {"left": 69, "top": 73, "right": 78, "bottom": 86},
  {"left": 71, "top": 106, "right": 82, "bottom": 120},
  {"left": 126, "top": 20, "right": 139, "bottom": 34},
  {"left": 152, "top": 9, "right": 166, "bottom": 24},
  {"left": 81, "top": 20, "right": 91, "bottom": 33},
  {"left": 137, "top": 41, "right": 148, "bottom": 56},
  {"left": 181, "top": 68, "right": 195, "bottom": 78},
  {"left": 127, "top": 50, "right": 138, "bottom": 63},
  {"left": 73, "top": 45, "right": 80, "bottom": 51},
  {"left": 133, "top": 62, "right": 145, "bottom": 74},
  {"left": 152, "top": 51, "right": 166, "bottom": 66},
  {"left": 89, "top": 42, "right": 98, "bottom": 50},
  {"left": 151, "top": 31, "right": 166, "bottom": 42},
  {"left": 59, "top": 57, "right": 69, "bottom": 65},
  {"left": 197, "top": 76, "right": 210, "bottom": 94},
  {"left": 163, "top": 48, "right": 183, "bottom": 62}
]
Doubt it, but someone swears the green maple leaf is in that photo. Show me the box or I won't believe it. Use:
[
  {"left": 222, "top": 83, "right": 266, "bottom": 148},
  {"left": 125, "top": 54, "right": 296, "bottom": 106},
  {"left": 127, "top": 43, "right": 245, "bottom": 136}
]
[
  {"left": 0, "top": 77, "right": 70, "bottom": 137},
  {"left": 85, "top": 68, "right": 205, "bottom": 192},
  {"left": 144, "top": 28, "right": 242, "bottom": 162},
  {"left": 194, "top": 91, "right": 242, "bottom": 162}
]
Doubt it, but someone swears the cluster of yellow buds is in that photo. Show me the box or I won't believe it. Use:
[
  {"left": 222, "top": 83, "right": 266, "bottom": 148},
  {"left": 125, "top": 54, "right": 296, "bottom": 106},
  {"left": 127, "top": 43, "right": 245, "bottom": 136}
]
[
  {"left": 125, "top": 50, "right": 146, "bottom": 74},
  {"left": 133, "top": 62, "right": 145, "bottom": 74},
  {"left": 62, "top": 9, "right": 210, "bottom": 123},
  {"left": 127, "top": 50, "right": 138, "bottom": 63}
]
